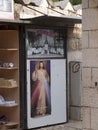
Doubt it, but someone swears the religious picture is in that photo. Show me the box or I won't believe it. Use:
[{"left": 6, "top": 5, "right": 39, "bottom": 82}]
[
  {"left": 30, "top": 60, "right": 51, "bottom": 117},
  {"left": 26, "top": 29, "right": 65, "bottom": 58}
]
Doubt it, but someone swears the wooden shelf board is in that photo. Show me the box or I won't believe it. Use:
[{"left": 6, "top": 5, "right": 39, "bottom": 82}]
[
  {"left": 0, "top": 67, "right": 18, "bottom": 70},
  {"left": 0, "top": 48, "right": 18, "bottom": 51},
  {"left": 0, "top": 122, "right": 18, "bottom": 129},
  {"left": 0, "top": 86, "right": 17, "bottom": 89},
  {"left": 5, "top": 122, "right": 18, "bottom": 127},
  {"left": 0, "top": 104, "right": 18, "bottom": 107}
]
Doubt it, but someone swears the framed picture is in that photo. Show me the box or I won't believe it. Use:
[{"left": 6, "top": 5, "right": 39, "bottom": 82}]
[
  {"left": 26, "top": 59, "right": 67, "bottom": 129},
  {"left": 30, "top": 60, "right": 51, "bottom": 117},
  {"left": 26, "top": 29, "right": 65, "bottom": 58},
  {"left": 0, "top": 0, "right": 14, "bottom": 20}
]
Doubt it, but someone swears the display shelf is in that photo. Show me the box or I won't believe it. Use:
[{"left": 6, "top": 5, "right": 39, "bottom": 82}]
[
  {"left": 5, "top": 122, "right": 18, "bottom": 128},
  {"left": 0, "top": 122, "right": 18, "bottom": 129},
  {"left": 0, "top": 67, "right": 18, "bottom": 70},
  {"left": 0, "top": 28, "right": 20, "bottom": 129},
  {"left": 0, "top": 48, "right": 18, "bottom": 51},
  {"left": 0, "top": 103, "right": 18, "bottom": 108},
  {"left": 0, "top": 86, "right": 17, "bottom": 89}
]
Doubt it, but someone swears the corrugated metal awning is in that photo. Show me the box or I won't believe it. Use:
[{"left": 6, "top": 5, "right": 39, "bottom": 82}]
[
  {"left": 27, "top": 15, "right": 82, "bottom": 27},
  {"left": 31, "top": 15, "right": 82, "bottom": 24},
  {"left": 0, "top": 15, "right": 81, "bottom": 27}
]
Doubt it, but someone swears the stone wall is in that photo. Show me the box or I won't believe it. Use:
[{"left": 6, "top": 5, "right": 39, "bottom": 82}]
[
  {"left": 67, "top": 24, "right": 82, "bottom": 121},
  {"left": 82, "top": 0, "right": 98, "bottom": 130}
]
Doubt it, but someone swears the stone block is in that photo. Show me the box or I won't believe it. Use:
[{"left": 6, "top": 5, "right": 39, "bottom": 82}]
[
  {"left": 82, "top": 68, "right": 91, "bottom": 88},
  {"left": 83, "top": 9, "right": 98, "bottom": 30},
  {"left": 83, "top": 88, "right": 90, "bottom": 107},
  {"left": 92, "top": 68, "right": 98, "bottom": 88},
  {"left": 89, "top": 0, "right": 98, "bottom": 8},
  {"left": 67, "top": 38, "right": 77, "bottom": 51},
  {"left": 68, "top": 28, "right": 75, "bottom": 38},
  {"left": 68, "top": 51, "right": 82, "bottom": 62},
  {"left": 74, "top": 26, "right": 82, "bottom": 38},
  {"left": 83, "top": 129, "right": 91, "bottom": 130},
  {"left": 39, "top": 124, "right": 82, "bottom": 130},
  {"left": 82, "top": 31, "right": 89, "bottom": 49},
  {"left": 83, "top": 88, "right": 98, "bottom": 107},
  {"left": 82, "top": 107, "right": 91, "bottom": 129},
  {"left": 68, "top": 25, "right": 82, "bottom": 39},
  {"left": 91, "top": 108, "right": 98, "bottom": 130},
  {"left": 70, "top": 107, "right": 82, "bottom": 121},
  {"left": 82, "top": 0, "right": 89, "bottom": 9},
  {"left": 89, "top": 30, "right": 98, "bottom": 48},
  {"left": 49, "top": 124, "right": 82, "bottom": 130},
  {"left": 82, "top": 49, "right": 98, "bottom": 67},
  {"left": 64, "top": 127, "right": 81, "bottom": 130},
  {"left": 64, "top": 120, "right": 82, "bottom": 129},
  {"left": 50, "top": 125, "right": 64, "bottom": 130}
]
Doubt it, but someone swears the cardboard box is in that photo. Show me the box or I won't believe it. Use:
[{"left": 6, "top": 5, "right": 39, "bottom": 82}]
[{"left": 0, "top": 0, "right": 14, "bottom": 20}]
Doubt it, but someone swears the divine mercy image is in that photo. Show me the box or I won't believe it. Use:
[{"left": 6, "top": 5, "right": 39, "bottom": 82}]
[{"left": 30, "top": 60, "right": 51, "bottom": 117}]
